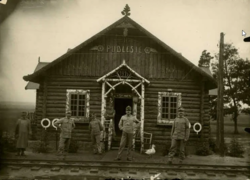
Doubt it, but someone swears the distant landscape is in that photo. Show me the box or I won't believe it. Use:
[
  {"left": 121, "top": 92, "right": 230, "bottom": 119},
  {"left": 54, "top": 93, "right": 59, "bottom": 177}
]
[{"left": 0, "top": 101, "right": 35, "bottom": 133}]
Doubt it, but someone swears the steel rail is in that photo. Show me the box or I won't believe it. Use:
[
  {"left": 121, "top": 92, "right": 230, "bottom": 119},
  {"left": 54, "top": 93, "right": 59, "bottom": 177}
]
[{"left": 1, "top": 158, "right": 249, "bottom": 174}]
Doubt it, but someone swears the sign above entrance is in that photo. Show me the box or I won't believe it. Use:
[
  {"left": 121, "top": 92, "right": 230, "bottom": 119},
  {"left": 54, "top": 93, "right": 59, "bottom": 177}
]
[{"left": 91, "top": 45, "right": 157, "bottom": 54}]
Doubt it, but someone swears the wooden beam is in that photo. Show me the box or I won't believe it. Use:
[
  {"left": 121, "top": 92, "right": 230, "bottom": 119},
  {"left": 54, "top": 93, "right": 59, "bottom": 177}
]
[
  {"left": 140, "top": 83, "right": 145, "bottom": 153},
  {"left": 101, "top": 82, "right": 106, "bottom": 140},
  {"left": 105, "top": 78, "right": 141, "bottom": 82},
  {"left": 217, "top": 32, "right": 225, "bottom": 157}
]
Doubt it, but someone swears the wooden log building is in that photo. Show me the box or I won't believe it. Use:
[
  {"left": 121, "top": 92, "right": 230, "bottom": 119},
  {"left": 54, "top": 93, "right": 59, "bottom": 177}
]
[{"left": 24, "top": 15, "right": 217, "bottom": 152}]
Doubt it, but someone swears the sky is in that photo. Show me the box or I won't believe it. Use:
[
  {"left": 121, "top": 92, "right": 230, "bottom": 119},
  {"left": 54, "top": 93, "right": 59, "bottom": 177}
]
[{"left": 0, "top": 0, "right": 249, "bottom": 103}]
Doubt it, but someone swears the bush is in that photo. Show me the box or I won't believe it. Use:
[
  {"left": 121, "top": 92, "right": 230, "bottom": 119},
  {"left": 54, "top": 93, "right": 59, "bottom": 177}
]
[
  {"left": 68, "top": 139, "right": 79, "bottom": 153},
  {"left": 30, "top": 140, "right": 51, "bottom": 153},
  {"left": 209, "top": 138, "right": 218, "bottom": 153},
  {"left": 1, "top": 132, "right": 17, "bottom": 153},
  {"left": 195, "top": 140, "right": 213, "bottom": 156},
  {"left": 226, "top": 138, "right": 245, "bottom": 157},
  {"left": 30, "top": 129, "right": 50, "bottom": 153}
]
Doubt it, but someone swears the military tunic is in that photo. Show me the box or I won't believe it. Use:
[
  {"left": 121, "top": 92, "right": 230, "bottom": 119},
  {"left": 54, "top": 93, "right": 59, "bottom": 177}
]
[
  {"left": 168, "top": 116, "right": 190, "bottom": 160},
  {"left": 55, "top": 117, "right": 75, "bottom": 154},
  {"left": 89, "top": 119, "right": 103, "bottom": 153},
  {"left": 117, "top": 115, "right": 139, "bottom": 159}
]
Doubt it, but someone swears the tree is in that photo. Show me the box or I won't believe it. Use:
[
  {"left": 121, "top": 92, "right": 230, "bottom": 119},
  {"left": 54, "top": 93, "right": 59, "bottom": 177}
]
[
  {"left": 211, "top": 43, "right": 250, "bottom": 134},
  {"left": 198, "top": 50, "right": 214, "bottom": 67}
]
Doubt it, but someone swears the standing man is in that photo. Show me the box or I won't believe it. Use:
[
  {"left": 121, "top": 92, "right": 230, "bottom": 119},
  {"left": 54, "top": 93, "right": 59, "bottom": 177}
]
[
  {"left": 89, "top": 113, "right": 103, "bottom": 154},
  {"left": 167, "top": 107, "right": 190, "bottom": 164},
  {"left": 15, "top": 112, "right": 32, "bottom": 156},
  {"left": 55, "top": 111, "right": 75, "bottom": 156},
  {"left": 105, "top": 97, "right": 116, "bottom": 141},
  {"left": 115, "top": 106, "right": 140, "bottom": 161}
]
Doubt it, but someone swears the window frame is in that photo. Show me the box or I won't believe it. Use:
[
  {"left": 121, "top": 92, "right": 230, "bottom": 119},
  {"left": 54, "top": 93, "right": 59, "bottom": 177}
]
[
  {"left": 66, "top": 89, "right": 90, "bottom": 122},
  {"left": 157, "top": 92, "right": 181, "bottom": 125}
]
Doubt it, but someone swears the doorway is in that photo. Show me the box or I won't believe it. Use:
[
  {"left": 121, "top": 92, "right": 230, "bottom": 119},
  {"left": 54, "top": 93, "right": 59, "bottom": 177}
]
[{"left": 114, "top": 98, "right": 133, "bottom": 137}]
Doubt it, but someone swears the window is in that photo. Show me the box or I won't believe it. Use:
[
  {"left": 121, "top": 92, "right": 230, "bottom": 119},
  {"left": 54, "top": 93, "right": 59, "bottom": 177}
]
[
  {"left": 157, "top": 92, "right": 181, "bottom": 125},
  {"left": 66, "top": 89, "right": 90, "bottom": 122}
]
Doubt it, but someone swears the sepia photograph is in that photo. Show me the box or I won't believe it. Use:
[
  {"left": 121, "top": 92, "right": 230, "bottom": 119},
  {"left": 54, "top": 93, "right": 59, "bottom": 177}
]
[{"left": 0, "top": 0, "right": 250, "bottom": 179}]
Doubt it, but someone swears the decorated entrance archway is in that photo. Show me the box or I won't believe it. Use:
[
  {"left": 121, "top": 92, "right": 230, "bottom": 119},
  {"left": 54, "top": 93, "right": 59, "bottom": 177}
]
[{"left": 97, "top": 60, "right": 150, "bottom": 152}]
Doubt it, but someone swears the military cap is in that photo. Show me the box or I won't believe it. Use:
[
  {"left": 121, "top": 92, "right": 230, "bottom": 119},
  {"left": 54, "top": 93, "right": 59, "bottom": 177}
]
[
  {"left": 178, "top": 107, "right": 185, "bottom": 112},
  {"left": 126, "top": 106, "right": 132, "bottom": 111},
  {"left": 66, "top": 110, "right": 71, "bottom": 114}
]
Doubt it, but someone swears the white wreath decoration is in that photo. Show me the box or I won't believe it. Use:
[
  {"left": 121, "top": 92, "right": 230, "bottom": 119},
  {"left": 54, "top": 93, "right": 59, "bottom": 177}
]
[
  {"left": 193, "top": 122, "right": 202, "bottom": 134},
  {"left": 52, "top": 118, "right": 59, "bottom": 130},
  {"left": 41, "top": 118, "right": 51, "bottom": 130}
]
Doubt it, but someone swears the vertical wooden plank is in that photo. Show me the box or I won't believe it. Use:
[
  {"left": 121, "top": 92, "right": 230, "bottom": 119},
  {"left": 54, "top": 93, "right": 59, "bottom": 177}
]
[
  {"left": 66, "top": 57, "right": 70, "bottom": 75},
  {"left": 80, "top": 51, "right": 83, "bottom": 76},
  {"left": 154, "top": 53, "right": 158, "bottom": 79},
  {"left": 149, "top": 53, "right": 153, "bottom": 79},
  {"left": 81, "top": 53, "right": 85, "bottom": 76},
  {"left": 157, "top": 53, "right": 161, "bottom": 79},
  {"left": 74, "top": 53, "right": 77, "bottom": 76},
  {"left": 92, "top": 52, "right": 95, "bottom": 77},
  {"left": 162, "top": 54, "right": 165, "bottom": 79},
  {"left": 165, "top": 54, "right": 168, "bottom": 79},
  {"left": 42, "top": 78, "right": 47, "bottom": 119},
  {"left": 200, "top": 80, "right": 204, "bottom": 140},
  {"left": 143, "top": 53, "right": 147, "bottom": 78},
  {"left": 69, "top": 55, "right": 73, "bottom": 76},
  {"left": 87, "top": 49, "right": 91, "bottom": 77}
]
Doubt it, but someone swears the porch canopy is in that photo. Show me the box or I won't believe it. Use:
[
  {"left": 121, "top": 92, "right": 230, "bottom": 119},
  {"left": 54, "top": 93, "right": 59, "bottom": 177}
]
[{"left": 97, "top": 60, "right": 150, "bottom": 152}]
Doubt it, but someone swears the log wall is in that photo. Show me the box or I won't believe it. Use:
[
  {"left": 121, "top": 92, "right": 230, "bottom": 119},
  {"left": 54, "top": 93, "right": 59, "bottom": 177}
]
[{"left": 34, "top": 76, "right": 211, "bottom": 146}]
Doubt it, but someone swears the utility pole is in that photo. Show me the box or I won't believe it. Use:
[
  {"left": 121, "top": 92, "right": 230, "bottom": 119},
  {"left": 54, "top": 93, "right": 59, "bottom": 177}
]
[{"left": 217, "top": 32, "right": 225, "bottom": 156}]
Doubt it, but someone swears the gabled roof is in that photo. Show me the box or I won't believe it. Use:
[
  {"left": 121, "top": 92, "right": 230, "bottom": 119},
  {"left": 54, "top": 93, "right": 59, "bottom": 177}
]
[
  {"left": 209, "top": 88, "right": 218, "bottom": 96},
  {"left": 200, "top": 66, "right": 213, "bottom": 76},
  {"left": 23, "top": 16, "right": 217, "bottom": 89},
  {"left": 25, "top": 62, "right": 49, "bottom": 90},
  {"left": 97, "top": 60, "right": 150, "bottom": 83}
]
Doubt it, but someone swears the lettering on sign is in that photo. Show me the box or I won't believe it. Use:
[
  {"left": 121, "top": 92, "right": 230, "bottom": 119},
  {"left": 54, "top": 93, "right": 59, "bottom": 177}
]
[{"left": 91, "top": 45, "right": 157, "bottom": 54}]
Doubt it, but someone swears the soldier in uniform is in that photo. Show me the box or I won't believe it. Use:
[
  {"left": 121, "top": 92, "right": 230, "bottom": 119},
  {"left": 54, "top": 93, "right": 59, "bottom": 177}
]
[
  {"left": 115, "top": 106, "right": 140, "bottom": 161},
  {"left": 15, "top": 112, "right": 32, "bottom": 156},
  {"left": 55, "top": 111, "right": 75, "bottom": 156},
  {"left": 167, "top": 107, "right": 190, "bottom": 164},
  {"left": 89, "top": 113, "right": 103, "bottom": 154},
  {"left": 105, "top": 97, "right": 116, "bottom": 141}
]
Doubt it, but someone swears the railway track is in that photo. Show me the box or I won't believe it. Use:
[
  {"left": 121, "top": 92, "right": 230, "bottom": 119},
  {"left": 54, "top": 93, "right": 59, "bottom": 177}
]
[{"left": 1, "top": 158, "right": 249, "bottom": 179}]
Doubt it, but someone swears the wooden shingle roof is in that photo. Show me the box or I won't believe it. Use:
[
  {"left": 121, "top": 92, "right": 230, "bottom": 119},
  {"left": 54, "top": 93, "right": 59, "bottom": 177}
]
[
  {"left": 23, "top": 16, "right": 217, "bottom": 89},
  {"left": 25, "top": 62, "right": 49, "bottom": 90}
]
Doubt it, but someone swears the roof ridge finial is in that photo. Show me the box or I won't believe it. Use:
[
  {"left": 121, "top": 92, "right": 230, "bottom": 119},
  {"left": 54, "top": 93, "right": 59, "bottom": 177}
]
[
  {"left": 121, "top": 4, "right": 131, "bottom": 17},
  {"left": 38, "top": 56, "right": 40, "bottom": 63},
  {"left": 122, "top": 59, "right": 126, "bottom": 65}
]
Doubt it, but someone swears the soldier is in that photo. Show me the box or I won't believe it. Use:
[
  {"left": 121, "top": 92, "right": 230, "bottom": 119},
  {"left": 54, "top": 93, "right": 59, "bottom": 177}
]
[
  {"left": 89, "top": 113, "right": 103, "bottom": 154},
  {"left": 15, "top": 112, "right": 32, "bottom": 156},
  {"left": 105, "top": 97, "right": 116, "bottom": 141},
  {"left": 55, "top": 111, "right": 75, "bottom": 156},
  {"left": 167, "top": 107, "right": 190, "bottom": 164},
  {"left": 115, "top": 106, "right": 140, "bottom": 161}
]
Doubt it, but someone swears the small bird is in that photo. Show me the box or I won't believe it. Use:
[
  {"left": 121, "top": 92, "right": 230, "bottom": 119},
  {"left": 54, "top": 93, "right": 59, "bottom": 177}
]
[{"left": 145, "top": 144, "right": 156, "bottom": 158}]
